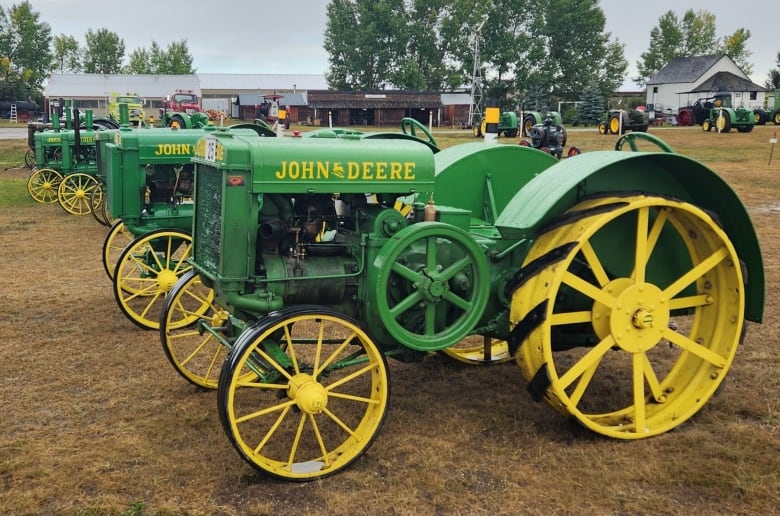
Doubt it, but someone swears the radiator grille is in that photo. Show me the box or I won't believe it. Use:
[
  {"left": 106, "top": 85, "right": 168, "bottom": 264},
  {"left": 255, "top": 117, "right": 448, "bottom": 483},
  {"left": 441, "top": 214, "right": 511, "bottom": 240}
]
[{"left": 193, "top": 165, "right": 223, "bottom": 275}]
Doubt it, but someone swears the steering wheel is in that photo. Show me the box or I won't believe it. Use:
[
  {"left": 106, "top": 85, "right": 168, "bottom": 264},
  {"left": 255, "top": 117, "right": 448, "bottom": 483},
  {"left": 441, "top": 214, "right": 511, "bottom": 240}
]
[
  {"left": 400, "top": 117, "right": 437, "bottom": 148},
  {"left": 614, "top": 132, "right": 675, "bottom": 153}
]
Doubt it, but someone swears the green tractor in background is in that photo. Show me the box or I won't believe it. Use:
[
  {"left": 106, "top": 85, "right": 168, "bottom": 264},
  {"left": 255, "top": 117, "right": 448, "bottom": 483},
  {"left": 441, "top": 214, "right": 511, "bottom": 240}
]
[
  {"left": 693, "top": 92, "right": 754, "bottom": 133},
  {"left": 753, "top": 89, "right": 780, "bottom": 126},
  {"left": 598, "top": 107, "right": 649, "bottom": 135}
]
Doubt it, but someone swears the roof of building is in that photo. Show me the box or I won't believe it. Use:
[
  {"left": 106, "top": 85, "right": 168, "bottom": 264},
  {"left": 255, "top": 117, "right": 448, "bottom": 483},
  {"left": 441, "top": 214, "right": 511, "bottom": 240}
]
[
  {"left": 45, "top": 74, "right": 200, "bottom": 98},
  {"left": 306, "top": 90, "right": 444, "bottom": 109},
  {"left": 441, "top": 92, "right": 472, "bottom": 105},
  {"left": 647, "top": 54, "right": 728, "bottom": 85},
  {"left": 198, "top": 73, "right": 328, "bottom": 91},
  {"left": 686, "top": 71, "right": 768, "bottom": 93},
  {"left": 235, "top": 92, "right": 308, "bottom": 106}
]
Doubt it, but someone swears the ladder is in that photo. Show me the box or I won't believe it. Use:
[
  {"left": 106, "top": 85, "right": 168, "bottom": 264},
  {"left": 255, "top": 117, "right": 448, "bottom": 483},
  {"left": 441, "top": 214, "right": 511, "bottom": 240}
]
[{"left": 9, "top": 104, "right": 17, "bottom": 123}]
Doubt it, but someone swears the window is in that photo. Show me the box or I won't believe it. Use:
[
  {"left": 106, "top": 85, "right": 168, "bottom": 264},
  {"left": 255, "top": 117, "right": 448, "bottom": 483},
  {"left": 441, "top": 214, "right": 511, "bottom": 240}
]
[{"left": 750, "top": 92, "right": 757, "bottom": 101}]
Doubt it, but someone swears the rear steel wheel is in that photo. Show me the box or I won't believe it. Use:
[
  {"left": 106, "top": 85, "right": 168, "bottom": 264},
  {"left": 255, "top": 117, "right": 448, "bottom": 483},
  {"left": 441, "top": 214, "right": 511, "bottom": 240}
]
[
  {"left": 58, "top": 173, "right": 99, "bottom": 215},
  {"left": 113, "top": 229, "right": 192, "bottom": 330},
  {"left": 161, "top": 270, "right": 230, "bottom": 389},
  {"left": 27, "top": 168, "right": 62, "bottom": 203},
  {"left": 441, "top": 336, "right": 511, "bottom": 364},
  {"left": 218, "top": 307, "right": 390, "bottom": 480},
  {"left": 510, "top": 195, "right": 744, "bottom": 438},
  {"left": 371, "top": 222, "right": 490, "bottom": 351}
]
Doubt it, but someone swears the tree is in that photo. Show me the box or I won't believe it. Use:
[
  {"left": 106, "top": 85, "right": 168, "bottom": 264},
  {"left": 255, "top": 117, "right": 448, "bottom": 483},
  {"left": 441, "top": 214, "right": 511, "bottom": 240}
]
[
  {"left": 635, "top": 9, "right": 753, "bottom": 86},
  {"left": 51, "top": 34, "right": 81, "bottom": 73},
  {"left": 83, "top": 28, "right": 124, "bottom": 74},
  {"left": 635, "top": 10, "right": 683, "bottom": 85},
  {"left": 766, "top": 52, "right": 780, "bottom": 90},
  {"left": 124, "top": 39, "right": 195, "bottom": 74},
  {"left": 0, "top": 1, "right": 52, "bottom": 97},
  {"left": 324, "top": 0, "right": 407, "bottom": 90},
  {"left": 719, "top": 28, "right": 753, "bottom": 76}
]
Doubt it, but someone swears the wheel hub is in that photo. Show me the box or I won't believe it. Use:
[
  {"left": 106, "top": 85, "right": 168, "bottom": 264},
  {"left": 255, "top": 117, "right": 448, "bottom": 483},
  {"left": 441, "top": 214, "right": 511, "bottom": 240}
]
[
  {"left": 609, "top": 283, "right": 669, "bottom": 353},
  {"left": 288, "top": 374, "right": 328, "bottom": 414},
  {"left": 156, "top": 269, "right": 179, "bottom": 293},
  {"left": 419, "top": 272, "right": 447, "bottom": 302}
]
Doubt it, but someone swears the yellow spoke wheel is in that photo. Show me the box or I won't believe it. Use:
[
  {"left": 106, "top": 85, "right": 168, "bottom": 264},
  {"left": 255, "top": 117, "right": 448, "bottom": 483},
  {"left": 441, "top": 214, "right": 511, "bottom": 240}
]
[
  {"left": 218, "top": 307, "right": 390, "bottom": 481},
  {"left": 161, "top": 270, "right": 230, "bottom": 389},
  {"left": 113, "top": 229, "right": 192, "bottom": 330},
  {"left": 57, "top": 173, "right": 99, "bottom": 215},
  {"left": 26, "top": 168, "right": 62, "bottom": 204},
  {"left": 102, "top": 220, "right": 135, "bottom": 280},
  {"left": 510, "top": 195, "right": 745, "bottom": 438},
  {"left": 441, "top": 336, "right": 512, "bottom": 364},
  {"left": 89, "top": 183, "right": 110, "bottom": 226}
]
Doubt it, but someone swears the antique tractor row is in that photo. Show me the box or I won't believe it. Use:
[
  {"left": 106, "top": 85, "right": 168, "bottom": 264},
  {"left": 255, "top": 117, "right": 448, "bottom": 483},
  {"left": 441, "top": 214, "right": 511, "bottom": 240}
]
[
  {"left": 97, "top": 104, "right": 276, "bottom": 330},
  {"left": 677, "top": 93, "right": 754, "bottom": 132},
  {"left": 140, "top": 122, "right": 764, "bottom": 481},
  {"left": 26, "top": 106, "right": 109, "bottom": 216},
  {"left": 598, "top": 109, "right": 649, "bottom": 135},
  {"left": 472, "top": 110, "right": 565, "bottom": 139}
]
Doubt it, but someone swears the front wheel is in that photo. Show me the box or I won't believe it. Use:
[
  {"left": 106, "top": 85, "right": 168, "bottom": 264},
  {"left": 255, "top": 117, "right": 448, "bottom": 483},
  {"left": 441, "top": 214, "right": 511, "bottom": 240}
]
[
  {"left": 702, "top": 119, "right": 712, "bottom": 132},
  {"left": 58, "top": 173, "right": 99, "bottom": 215},
  {"left": 510, "top": 194, "right": 745, "bottom": 439},
  {"left": 598, "top": 122, "right": 608, "bottom": 135},
  {"left": 218, "top": 306, "right": 390, "bottom": 480},
  {"left": 113, "top": 229, "right": 192, "bottom": 330},
  {"left": 27, "top": 168, "right": 62, "bottom": 203},
  {"left": 715, "top": 113, "right": 732, "bottom": 133},
  {"left": 161, "top": 270, "right": 230, "bottom": 389}
]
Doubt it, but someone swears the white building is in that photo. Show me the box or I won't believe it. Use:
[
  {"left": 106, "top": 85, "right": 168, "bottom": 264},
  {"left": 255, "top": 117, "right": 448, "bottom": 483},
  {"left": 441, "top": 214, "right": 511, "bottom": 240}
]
[{"left": 645, "top": 54, "right": 767, "bottom": 114}]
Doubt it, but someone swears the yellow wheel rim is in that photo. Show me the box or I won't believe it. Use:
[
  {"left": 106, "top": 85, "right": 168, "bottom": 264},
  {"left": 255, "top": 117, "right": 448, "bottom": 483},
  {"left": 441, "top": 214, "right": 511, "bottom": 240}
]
[
  {"left": 102, "top": 221, "right": 134, "bottom": 280},
  {"left": 27, "top": 168, "right": 62, "bottom": 203},
  {"left": 161, "top": 271, "right": 228, "bottom": 389},
  {"left": 220, "top": 309, "right": 389, "bottom": 480},
  {"left": 609, "top": 116, "right": 620, "bottom": 134},
  {"left": 441, "top": 336, "right": 512, "bottom": 364},
  {"left": 510, "top": 195, "right": 744, "bottom": 438},
  {"left": 113, "top": 230, "right": 192, "bottom": 330},
  {"left": 58, "top": 173, "right": 99, "bottom": 215}
]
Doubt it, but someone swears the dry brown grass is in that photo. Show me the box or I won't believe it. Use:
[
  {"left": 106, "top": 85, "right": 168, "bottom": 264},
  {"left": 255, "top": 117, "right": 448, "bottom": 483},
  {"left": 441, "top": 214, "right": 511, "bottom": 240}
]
[{"left": 0, "top": 126, "right": 778, "bottom": 515}]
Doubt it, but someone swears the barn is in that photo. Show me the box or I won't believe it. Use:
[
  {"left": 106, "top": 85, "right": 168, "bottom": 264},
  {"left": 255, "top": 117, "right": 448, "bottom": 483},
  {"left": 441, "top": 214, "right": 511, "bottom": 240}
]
[{"left": 645, "top": 54, "right": 768, "bottom": 116}]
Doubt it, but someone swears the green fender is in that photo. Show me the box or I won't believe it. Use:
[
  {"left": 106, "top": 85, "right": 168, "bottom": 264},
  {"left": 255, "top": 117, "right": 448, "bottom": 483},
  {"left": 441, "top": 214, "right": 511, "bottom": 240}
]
[
  {"left": 494, "top": 150, "right": 765, "bottom": 322},
  {"left": 431, "top": 143, "right": 558, "bottom": 225}
]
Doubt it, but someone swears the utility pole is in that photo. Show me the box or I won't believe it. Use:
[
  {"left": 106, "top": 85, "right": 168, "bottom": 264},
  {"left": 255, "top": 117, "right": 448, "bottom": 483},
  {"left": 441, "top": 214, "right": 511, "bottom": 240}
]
[{"left": 468, "top": 17, "right": 487, "bottom": 128}]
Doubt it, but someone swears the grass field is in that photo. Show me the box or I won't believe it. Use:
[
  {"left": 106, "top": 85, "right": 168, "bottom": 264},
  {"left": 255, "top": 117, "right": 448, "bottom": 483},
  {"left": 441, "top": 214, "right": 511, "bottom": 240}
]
[{"left": 0, "top": 125, "right": 778, "bottom": 515}]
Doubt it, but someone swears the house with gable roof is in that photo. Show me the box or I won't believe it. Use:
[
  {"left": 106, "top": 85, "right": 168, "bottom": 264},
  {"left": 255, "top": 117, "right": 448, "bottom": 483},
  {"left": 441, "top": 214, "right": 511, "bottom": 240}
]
[{"left": 645, "top": 54, "right": 767, "bottom": 116}]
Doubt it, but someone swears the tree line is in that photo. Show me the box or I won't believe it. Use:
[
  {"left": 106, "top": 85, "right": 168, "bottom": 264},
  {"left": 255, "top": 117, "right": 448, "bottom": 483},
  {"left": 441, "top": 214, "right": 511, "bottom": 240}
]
[{"left": 1, "top": 0, "right": 778, "bottom": 112}]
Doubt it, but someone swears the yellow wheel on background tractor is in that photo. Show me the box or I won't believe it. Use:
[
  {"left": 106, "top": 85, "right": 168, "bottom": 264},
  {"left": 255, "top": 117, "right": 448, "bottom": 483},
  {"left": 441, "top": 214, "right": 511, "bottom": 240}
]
[
  {"left": 27, "top": 168, "right": 62, "bottom": 203},
  {"left": 609, "top": 114, "right": 622, "bottom": 134},
  {"left": 441, "top": 336, "right": 512, "bottom": 364},
  {"left": 510, "top": 194, "right": 744, "bottom": 439},
  {"left": 112, "top": 228, "right": 192, "bottom": 330},
  {"left": 218, "top": 307, "right": 390, "bottom": 480},
  {"left": 102, "top": 220, "right": 134, "bottom": 280},
  {"left": 58, "top": 173, "right": 99, "bottom": 215},
  {"left": 702, "top": 119, "right": 712, "bottom": 132},
  {"left": 160, "top": 270, "right": 229, "bottom": 389},
  {"left": 89, "top": 183, "right": 110, "bottom": 226}
]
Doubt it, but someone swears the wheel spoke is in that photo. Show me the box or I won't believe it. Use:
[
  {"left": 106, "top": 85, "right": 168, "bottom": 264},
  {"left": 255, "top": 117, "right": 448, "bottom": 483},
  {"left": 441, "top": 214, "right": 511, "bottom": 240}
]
[
  {"left": 251, "top": 404, "right": 293, "bottom": 455},
  {"left": 562, "top": 270, "right": 617, "bottom": 307},
  {"left": 668, "top": 294, "right": 713, "bottom": 310},
  {"left": 425, "top": 236, "right": 437, "bottom": 271},
  {"left": 439, "top": 255, "right": 471, "bottom": 281},
  {"left": 580, "top": 241, "right": 610, "bottom": 287},
  {"left": 550, "top": 310, "right": 594, "bottom": 326},
  {"left": 568, "top": 360, "right": 599, "bottom": 407},
  {"left": 632, "top": 206, "right": 649, "bottom": 283},
  {"left": 632, "top": 353, "right": 646, "bottom": 432},
  {"left": 390, "top": 261, "right": 422, "bottom": 283},
  {"left": 557, "top": 335, "right": 615, "bottom": 390},
  {"left": 640, "top": 352, "right": 664, "bottom": 402},
  {"left": 661, "top": 327, "right": 727, "bottom": 368},
  {"left": 388, "top": 290, "right": 423, "bottom": 319},
  {"left": 441, "top": 289, "right": 470, "bottom": 311},
  {"left": 662, "top": 246, "right": 730, "bottom": 299}
]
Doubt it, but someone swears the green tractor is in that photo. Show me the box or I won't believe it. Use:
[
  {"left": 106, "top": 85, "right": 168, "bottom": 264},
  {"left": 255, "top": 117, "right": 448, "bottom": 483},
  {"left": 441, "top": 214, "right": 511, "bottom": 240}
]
[
  {"left": 598, "top": 108, "right": 649, "bottom": 135},
  {"left": 156, "top": 119, "right": 763, "bottom": 481},
  {"left": 753, "top": 89, "right": 780, "bottom": 126},
  {"left": 472, "top": 111, "right": 520, "bottom": 137},
  {"left": 696, "top": 92, "right": 754, "bottom": 133}
]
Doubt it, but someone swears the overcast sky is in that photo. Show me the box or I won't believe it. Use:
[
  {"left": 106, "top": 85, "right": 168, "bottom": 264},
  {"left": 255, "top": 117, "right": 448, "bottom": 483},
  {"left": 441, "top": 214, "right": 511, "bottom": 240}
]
[{"left": 18, "top": 0, "right": 779, "bottom": 90}]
